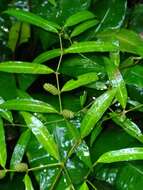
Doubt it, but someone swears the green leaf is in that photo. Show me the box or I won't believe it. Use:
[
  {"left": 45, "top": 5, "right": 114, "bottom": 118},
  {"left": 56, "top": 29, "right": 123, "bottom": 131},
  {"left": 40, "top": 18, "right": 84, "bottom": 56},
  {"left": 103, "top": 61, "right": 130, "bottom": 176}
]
[
  {"left": 123, "top": 65, "right": 143, "bottom": 88},
  {"left": 24, "top": 174, "right": 34, "bottom": 190},
  {"left": 0, "top": 61, "right": 54, "bottom": 74},
  {"left": 10, "top": 130, "right": 31, "bottom": 171},
  {"left": 64, "top": 10, "right": 95, "bottom": 27},
  {"left": 21, "top": 112, "right": 59, "bottom": 160},
  {"left": 0, "top": 99, "right": 58, "bottom": 113},
  {"left": 80, "top": 89, "right": 116, "bottom": 138},
  {"left": 0, "top": 97, "right": 13, "bottom": 123},
  {"left": 71, "top": 19, "right": 99, "bottom": 37},
  {"left": 8, "top": 22, "right": 30, "bottom": 52},
  {"left": 4, "top": 9, "right": 60, "bottom": 33},
  {"left": 90, "top": 122, "right": 103, "bottom": 147},
  {"left": 61, "top": 73, "right": 99, "bottom": 92},
  {"left": 33, "top": 49, "right": 62, "bottom": 64},
  {"left": 110, "top": 112, "right": 143, "bottom": 143},
  {"left": 97, "top": 147, "right": 143, "bottom": 163},
  {"left": 65, "top": 40, "right": 119, "bottom": 54},
  {"left": 79, "top": 182, "right": 89, "bottom": 190},
  {"left": 49, "top": 0, "right": 56, "bottom": 6},
  {"left": 0, "top": 117, "right": 7, "bottom": 168},
  {"left": 76, "top": 141, "right": 92, "bottom": 168},
  {"left": 104, "top": 57, "right": 127, "bottom": 109},
  {"left": 66, "top": 121, "right": 80, "bottom": 141}
]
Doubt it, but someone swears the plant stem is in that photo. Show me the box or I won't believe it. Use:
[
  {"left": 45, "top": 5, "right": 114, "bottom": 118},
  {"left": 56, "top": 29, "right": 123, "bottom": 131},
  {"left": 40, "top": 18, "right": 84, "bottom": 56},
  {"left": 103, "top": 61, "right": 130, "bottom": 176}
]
[{"left": 86, "top": 180, "right": 97, "bottom": 190}]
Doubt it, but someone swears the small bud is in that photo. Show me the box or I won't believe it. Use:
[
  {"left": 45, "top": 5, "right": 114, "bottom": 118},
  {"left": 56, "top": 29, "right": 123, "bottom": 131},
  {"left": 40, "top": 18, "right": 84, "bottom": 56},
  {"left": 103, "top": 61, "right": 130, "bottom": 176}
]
[
  {"left": 43, "top": 83, "right": 59, "bottom": 95},
  {"left": 62, "top": 109, "right": 74, "bottom": 119},
  {"left": 14, "top": 163, "right": 28, "bottom": 172}
]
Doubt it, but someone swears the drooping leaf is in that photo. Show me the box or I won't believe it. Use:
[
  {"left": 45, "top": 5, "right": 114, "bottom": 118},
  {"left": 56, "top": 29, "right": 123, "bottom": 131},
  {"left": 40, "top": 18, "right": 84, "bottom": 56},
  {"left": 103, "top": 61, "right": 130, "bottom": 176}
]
[
  {"left": 104, "top": 57, "right": 127, "bottom": 109},
  {"left": 65, "top": 40, "right": 119, "bottom": 53},
  {"left": 0, "top": 61, "right": 54, "bottom": 74},
  {"left": 97, "top": 147, "right": 143, "bottom": 163},
  {"left": 71, "top": 19, "right": 99, "bottom": 37},
  {"left": 0, "top": 117, "right": 7, "bottom": 168},
  {"left": 0, "top": 99, "right": 58, "bottom": 113},
  {"left": 110, "top": 112, "right": 143, "bottom": 143},
  {"left": 61, "top": 73, "right": 98, "bottom": 92},
  {"left": 24, "top": 174, "right": 34, "bottom": 190},
  {"left": 10, "top": 130, "right": 31, "bottom": 171},
  {"left": 33, "top": 49, "right": 62, "bottom": 64},
  {"left": 0, "top": 97, "right": 13, "bottom": 123},
  {"left": 80, "top": 89, "right": 116, "bottom": 138},
  {"left": 64, "top": 10, "right": 95, "bottom": 27},
  {"left": 4, "top": 9, "right": 60, "bottom": 33},
  {"left": 21, "top": 112, "right": 59, "bottom": 160}
]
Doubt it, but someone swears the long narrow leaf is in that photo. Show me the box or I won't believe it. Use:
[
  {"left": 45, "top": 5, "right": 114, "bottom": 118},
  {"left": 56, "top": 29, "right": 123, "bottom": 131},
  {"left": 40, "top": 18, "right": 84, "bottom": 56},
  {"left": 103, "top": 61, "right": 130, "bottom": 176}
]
[
  {"left": 24, "top": 174, "right": 34, "bottom": 190},
  {"left": 21, "top": 112, "right": 59, "bottom": 160},
  {"left": 0, "top": 117, "right": 7, "bottom": 168},
  {"left": 0, "top": 61, "right": 54, "bottom": 74},
  {"left": 4, "top": 9, "right": 60, "bottom": 33},
  {"left": 81, "top": 89, "right": 116, "bottom": 138}
]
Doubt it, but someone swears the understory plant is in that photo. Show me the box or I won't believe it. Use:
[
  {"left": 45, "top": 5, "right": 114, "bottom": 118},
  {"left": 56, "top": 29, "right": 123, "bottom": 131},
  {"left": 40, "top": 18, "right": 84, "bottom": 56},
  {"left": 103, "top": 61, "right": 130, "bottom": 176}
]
[{"left": 1, "top": 0, "right": 143, "bottom": 189}]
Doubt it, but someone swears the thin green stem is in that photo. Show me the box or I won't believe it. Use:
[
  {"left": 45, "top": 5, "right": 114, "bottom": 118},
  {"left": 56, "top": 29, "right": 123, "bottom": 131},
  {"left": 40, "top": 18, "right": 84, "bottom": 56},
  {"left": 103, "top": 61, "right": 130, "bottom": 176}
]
[
  {"left": 28, "top": 163, "right": 62, "bottom": 172},
  {"left": 125, "top": 104, "right": 143, "bottom": 114},
  {"left": 86, "top": 180, "right": 97, "bottom": 190},
  {"left": 63, "top": 165, "right": 75, "bottom": 190}
]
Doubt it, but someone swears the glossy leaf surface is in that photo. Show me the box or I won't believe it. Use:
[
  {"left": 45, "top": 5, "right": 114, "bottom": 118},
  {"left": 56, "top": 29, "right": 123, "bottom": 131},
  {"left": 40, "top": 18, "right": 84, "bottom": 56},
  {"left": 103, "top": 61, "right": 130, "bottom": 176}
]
[
  {"left": 21, "top": 112, "right": 59, "bottom": 160},
  {"left": 0, "top": 61, "right": 54, "bottom": 74},
  {"left": 97, "top": 147, "right": 143, "bottom": 163},
  {"left": 80, "top": 89, "right": 116, "bottom": 138},
  {"left": 65, "top": 40, "right": 119, "bottom": 53},
  {"left": 64, "top": 10, "right": 95, "bottom": 27},
  {"left": 0, "top": 99, "right": 58, "bottom": 113},
  {"left": 4, "top": 9, "right": 60, "bottom": 33},
  {"left": 61, "top": 73, "right": 98, "bottom": 92}
]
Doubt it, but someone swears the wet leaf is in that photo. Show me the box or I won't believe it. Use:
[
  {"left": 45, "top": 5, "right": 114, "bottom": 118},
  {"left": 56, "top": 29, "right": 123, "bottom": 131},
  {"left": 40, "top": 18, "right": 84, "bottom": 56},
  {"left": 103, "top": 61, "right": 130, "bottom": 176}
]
[
  {"left": 64, "top": 10, "right": 95, "bottom": 27},
  {"left": 65, "top": 40, "right": 119, "bottom": 53},
  {"left": 0, "top": 117, "right": 7, "bottom": 168},
  {"left": 0, "top": 97, "right": 13, "bottom": 123},
  {"left": 33, "top": 49, "right": 62, "bottom": 64},
  {"left": 97, "top": 147, "right": 143, "bottom": 163},
  {"left": 71, "top": 19, "right": 99, "bottom": 37},
  {"left": 81, "top": 89, "right": 116, "bottom": 138},
  {"left": 61, "top": 73, "right": 98, "bottom": 92},
  {"left": 4, "top": 9, "right": 60, "bottom": 33},
  {"left": 10, "top": 130, "right": 31, "bottom": 171},
  {"left": 104, "top": 57, "right": 127, "bottom": 109},
  {"left": 110, "top": 112, "right": 143, "bottom": 143},
  {"left": 21, "top": 112, "right": 59, "bottom": 160},
  {"left": 0, "top": 99, "right": 58, "bottom": 113},
  {"left": 0, "top": 61, "right": 54, "bottom": 74},
  {"left": 24, "top": 174, "right": 34, "bottom": 190}
]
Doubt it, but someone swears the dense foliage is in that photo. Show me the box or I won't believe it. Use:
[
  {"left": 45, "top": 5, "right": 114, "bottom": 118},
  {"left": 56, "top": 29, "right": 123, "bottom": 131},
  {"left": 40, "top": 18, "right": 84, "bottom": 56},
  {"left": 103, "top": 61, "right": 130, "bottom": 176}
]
[{"left": 1, "top": 0, "right": 143, "bottom": 189}]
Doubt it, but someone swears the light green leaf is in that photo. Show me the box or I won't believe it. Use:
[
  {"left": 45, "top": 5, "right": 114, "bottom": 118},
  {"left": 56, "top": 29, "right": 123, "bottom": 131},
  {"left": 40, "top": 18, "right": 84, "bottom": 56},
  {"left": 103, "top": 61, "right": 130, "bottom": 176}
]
[
  {"left": 0, "top": 97, "right": 13, "bottom": 123},
  {"left": 33, "top": 49, "right": 62, "bottom": 64},
  {"left": 79, "top": 182, "right": 89, "bottom": 190},
  {"left": 104, "top": 57, "right": 127, "bottom": 109},
  {"left": 0, "top": 117, "right": 7, "bottom": 168},
  {"left": 10, "top": 130, "right": 31, "bottom": 171},
  {"left": 61, "top": 73, "right": 98, "bottom": 92},
  {"left": 0, "top": 99, "right": 58, "bottom": 113},
  {"left": 71, "top": 19, "right": 99, "bottom": 37},
  {"left": 24, "top": 174, "right": 34, "bottom": 190},
  {"left": 65, "top": 40, "right": 119, "bottom": 54},
  {"left": 21, "top": 112, "right": 59, "bottom": 160},
  {"left": 81, "top": 89, "right": 116, "bottom": 138},
  {"left": 64, "top": 10, "right": 95, "bottom": 27},
  {"left": 110, "top": 112, "right": 143, "bottom": 143},
  {"left": 0, "top": 61, "right": 54, "bottom": 74},
  {"left": 49, "top": 0, "right": 56, "bottom": 6},
  {"left": 97, "top": 147, "right": 143, "bottom": 163},
  {"left": 4, "top": 9, "right": 60, "bottom": 33}
]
